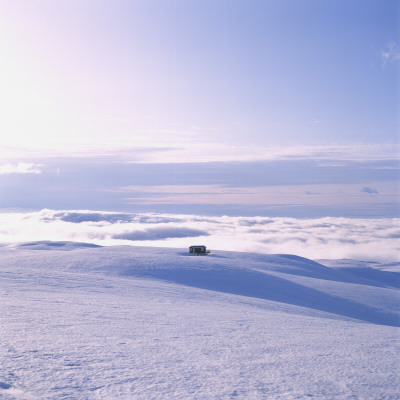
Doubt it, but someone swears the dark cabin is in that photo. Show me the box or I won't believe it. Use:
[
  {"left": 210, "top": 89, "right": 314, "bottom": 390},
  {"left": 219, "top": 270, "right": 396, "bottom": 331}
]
[{"left": 189, "top": 245, "right": 210, "bottom": 255}]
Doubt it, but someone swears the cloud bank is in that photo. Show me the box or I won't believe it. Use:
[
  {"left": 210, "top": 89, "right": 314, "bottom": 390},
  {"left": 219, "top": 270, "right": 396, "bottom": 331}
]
[{"left": 0, "top": 209, "right": 398, "bottom": 263}]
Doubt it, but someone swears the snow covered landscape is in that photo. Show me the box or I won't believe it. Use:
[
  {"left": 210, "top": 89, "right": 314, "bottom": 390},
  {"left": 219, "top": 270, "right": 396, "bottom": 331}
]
[
  {"left": 1, "top": 1, "right": 399, "bottom": 398},
  {"left": 1, "top": 242, "right": 399, "bottom": 399}
]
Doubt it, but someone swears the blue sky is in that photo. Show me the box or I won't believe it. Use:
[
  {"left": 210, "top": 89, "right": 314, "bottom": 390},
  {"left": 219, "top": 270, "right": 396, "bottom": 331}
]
[{"left": 0, "top": 0, "right": 399, "bottom": 217}]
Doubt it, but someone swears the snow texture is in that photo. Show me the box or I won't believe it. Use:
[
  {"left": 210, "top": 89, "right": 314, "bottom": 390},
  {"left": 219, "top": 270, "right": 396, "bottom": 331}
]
[{"left": 0, "top": 242, "right": 399, "bottom": 399}]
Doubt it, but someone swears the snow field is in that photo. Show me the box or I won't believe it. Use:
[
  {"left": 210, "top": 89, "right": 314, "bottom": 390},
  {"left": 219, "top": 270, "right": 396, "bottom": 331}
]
[{"left": 0, "top": 243, "right": 399, "bottom": 399}]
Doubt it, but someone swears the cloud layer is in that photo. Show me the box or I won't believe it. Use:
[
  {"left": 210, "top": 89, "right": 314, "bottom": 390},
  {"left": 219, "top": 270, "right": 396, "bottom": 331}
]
[
  {"left": 0, "top": 209, "right": 398, "bottom": 263},
  {"left": 1, "top": 155, "right": 398, "bottom": 218},
  {"left": 2, "top": 143, "right": 398, "bottom": 164}
]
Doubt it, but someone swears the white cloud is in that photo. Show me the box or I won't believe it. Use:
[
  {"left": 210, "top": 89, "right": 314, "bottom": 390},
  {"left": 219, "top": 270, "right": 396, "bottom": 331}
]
[
  {"left": 0, "top": 209, "right": 398, "bottom": 263},
  {"left": 309, "top": 118, "right": 323, "bottom": 125},
  {"left": 381, "top": 41, "right": 400, "bottom": 66},
  {"left": 0, "top": 162, "right": 43, "bottom": 174}
]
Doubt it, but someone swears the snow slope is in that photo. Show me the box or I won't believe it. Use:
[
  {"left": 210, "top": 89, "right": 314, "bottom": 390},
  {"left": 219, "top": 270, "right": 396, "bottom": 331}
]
[{"left": 0, "top": 242, "right": 399, "bottom": 399}]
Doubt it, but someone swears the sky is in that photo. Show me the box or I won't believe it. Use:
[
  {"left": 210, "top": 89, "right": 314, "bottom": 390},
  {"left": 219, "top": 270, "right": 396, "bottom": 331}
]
[{"left": 0, "top": 0, "right": 399, "bottom": 217}]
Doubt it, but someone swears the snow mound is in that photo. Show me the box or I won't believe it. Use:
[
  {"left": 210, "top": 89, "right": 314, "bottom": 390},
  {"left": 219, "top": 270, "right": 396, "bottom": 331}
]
[
  {"left": 12, "top": 240, "right": 103, "bottom": 251},
  {"left": 4, "top": 243, "right": 399, "bottom": 327}
]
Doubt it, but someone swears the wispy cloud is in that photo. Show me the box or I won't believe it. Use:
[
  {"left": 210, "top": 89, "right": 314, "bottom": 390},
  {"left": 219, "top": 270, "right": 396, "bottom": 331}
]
[
  {"left": 120, "top": 143, "right": 399, "bottom": 164},
  {"left": 361, "top": 187, "right": 379, "bottom": 195},
  {"left": 113, "top": 182, "right": 395, "bottom": 207},
  {"left": 0, "top": 162, "right": 43, "bottom": 174},
  {"left": 309, "top": 118, "right": 323, "bottom": 125},
  {"left": 381, "top": 41, "right": 400, "bottom": 66},
  {"left": 1, "top": 141, "right": 398, "bottom": 165},
  {"left": 0, "top": 209, "right": 398, "bottom": 263}
]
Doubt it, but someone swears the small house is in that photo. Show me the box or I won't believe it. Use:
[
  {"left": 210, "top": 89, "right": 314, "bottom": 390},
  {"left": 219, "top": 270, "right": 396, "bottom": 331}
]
[{"left": 189, "top": 245, "right": 210, "bottom": 255}]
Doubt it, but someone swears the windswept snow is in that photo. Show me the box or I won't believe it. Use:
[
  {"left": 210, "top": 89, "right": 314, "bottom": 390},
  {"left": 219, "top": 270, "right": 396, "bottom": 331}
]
[{"left": 0, "top": 243, "right": 399, "bottom": 399}]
